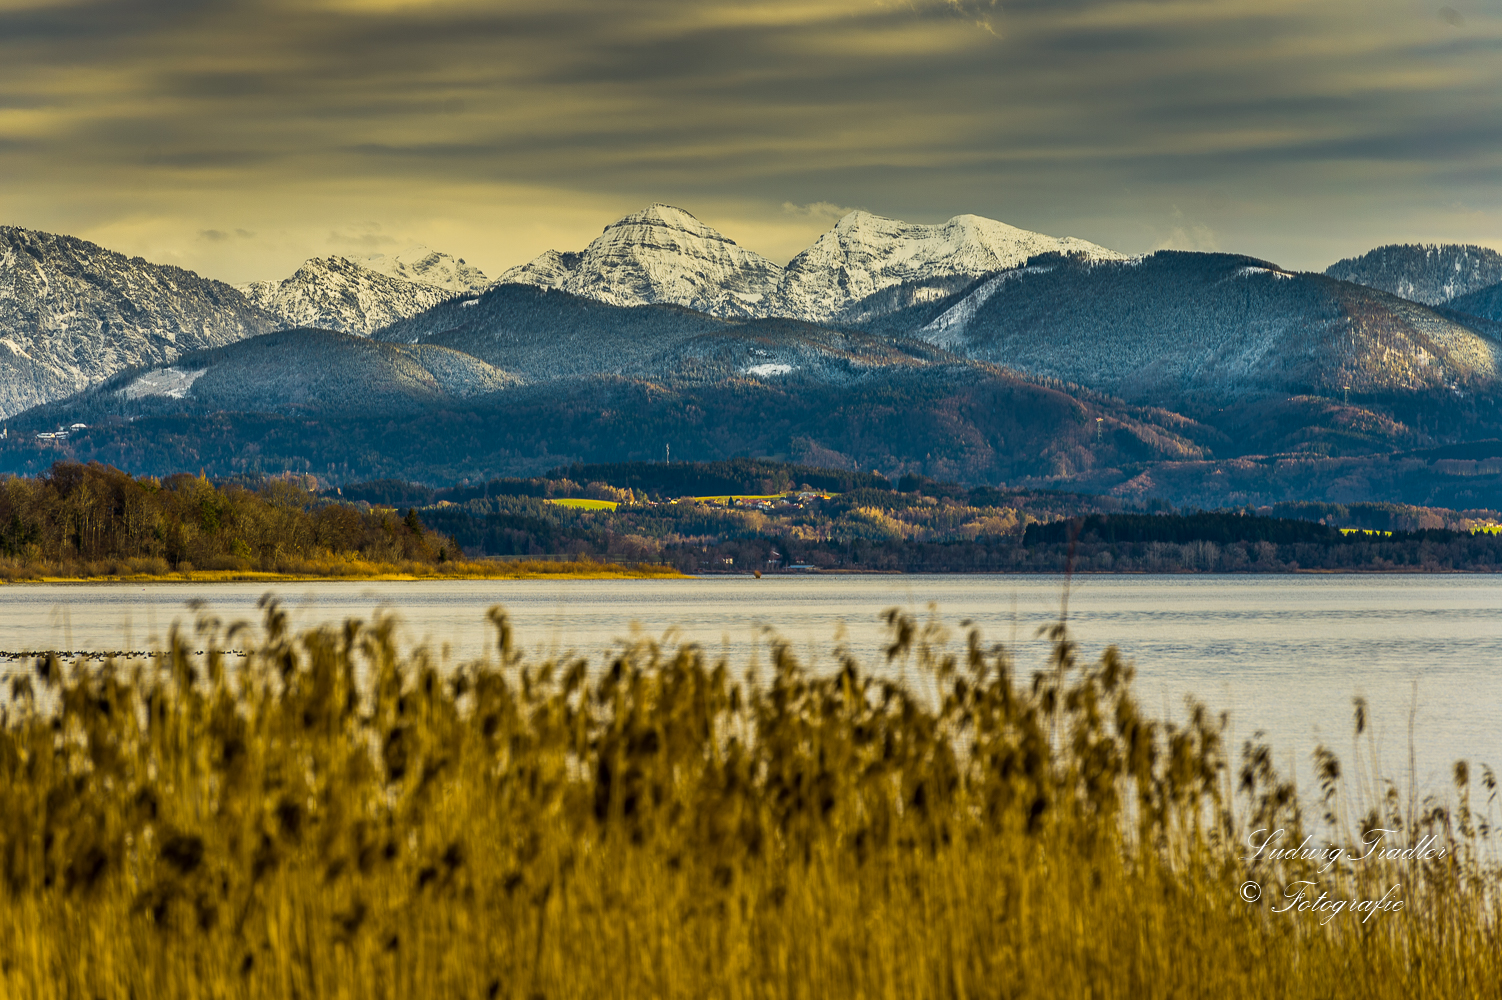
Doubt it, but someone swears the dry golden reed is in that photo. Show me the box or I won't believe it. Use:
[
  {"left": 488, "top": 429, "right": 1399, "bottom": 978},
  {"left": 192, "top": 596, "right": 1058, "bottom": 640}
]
[{"left": 0, "top": 601, "right": 1497, "bottom": 999}]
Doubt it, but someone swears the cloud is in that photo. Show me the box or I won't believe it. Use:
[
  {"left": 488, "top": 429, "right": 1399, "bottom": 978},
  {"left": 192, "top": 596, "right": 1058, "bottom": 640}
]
[
  {"left": 328, "top": 223, "right": 399, "bottom": 249},
  {"left": 1150, "top": 208, "right": 1219, "bottom": 253},
  {"left": 198, "top": 227, "right": 256, "bottom": 242},
  {"left": 782, "top": 201, "right": 861, "bottom": 221},
  {"left": 0, "top": 0, "right": 1499, "bottom": 278}
]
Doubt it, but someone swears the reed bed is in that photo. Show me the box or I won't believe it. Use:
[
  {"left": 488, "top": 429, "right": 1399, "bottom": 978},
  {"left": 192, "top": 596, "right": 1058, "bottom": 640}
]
[{"left": 0, "top": 601, "right": 1497, "bottom": 999}]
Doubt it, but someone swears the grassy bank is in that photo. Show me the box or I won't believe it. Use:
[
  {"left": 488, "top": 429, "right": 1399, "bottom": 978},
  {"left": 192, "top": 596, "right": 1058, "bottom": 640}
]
[
  {"left": 0, "top": 605, "right": 1497, "bottom": 998},
  {"left": 0, "top": 556, "right": 683, "bottom": 584}
]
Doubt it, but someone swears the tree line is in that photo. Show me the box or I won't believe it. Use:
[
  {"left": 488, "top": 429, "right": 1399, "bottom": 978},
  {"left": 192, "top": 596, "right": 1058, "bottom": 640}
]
[
  {"left": 394, "top": 474, "right": 1502, "bottom": 573},
  {"left": 0, "top": 462, "right": 451, "bottom": 576},
  {"left": 4, "top": 461, "right": 1497, "bottom": 577}
]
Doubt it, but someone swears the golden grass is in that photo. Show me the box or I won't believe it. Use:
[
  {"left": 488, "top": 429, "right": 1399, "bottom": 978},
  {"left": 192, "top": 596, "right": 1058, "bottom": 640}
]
[
  {"left": 0, "top": 604, "right": 1497, "bottom": 998},
  {"left": 0, "top": 557, "right": 684, "bottom": 585}
]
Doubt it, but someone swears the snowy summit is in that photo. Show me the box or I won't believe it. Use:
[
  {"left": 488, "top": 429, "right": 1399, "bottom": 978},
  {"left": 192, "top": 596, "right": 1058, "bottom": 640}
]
[{"left": 500, "top": 204, "right": 1127, "bottom": 324}]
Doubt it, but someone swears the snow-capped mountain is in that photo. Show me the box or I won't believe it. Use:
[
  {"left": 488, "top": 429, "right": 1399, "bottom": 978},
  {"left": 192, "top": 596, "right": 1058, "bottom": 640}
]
[
  {"left": 242, "top": 247, "right": 491, "bottom": 336},
  {"left": 500, "top": 204, "right": 783, "bottom": 318},
  {"left": 359, "top": 246, "right": 492, "bottom": 296},
  {"left": 773, "top": 211, "right": 1129, "bottom": 324},
  {"left": 918, "top": 250, "right": 1502, "bottom": 401},
  {"left": 0, "top": 226, "right": 276, "bottom": 418},
  {"left": 1325, "top": 244, "right": 1502, "bottom": 306},
  {"left": 500, "top": 204, "right": 1127, "bottom": 325},
  {"left": 107, "top": 328, "right": 518, "bottom": 415}
]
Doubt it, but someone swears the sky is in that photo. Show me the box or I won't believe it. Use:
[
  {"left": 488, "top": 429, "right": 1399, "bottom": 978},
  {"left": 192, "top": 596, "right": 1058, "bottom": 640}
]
[{"left": 1, "top": 0, "right": 1499, "bottom": 285}]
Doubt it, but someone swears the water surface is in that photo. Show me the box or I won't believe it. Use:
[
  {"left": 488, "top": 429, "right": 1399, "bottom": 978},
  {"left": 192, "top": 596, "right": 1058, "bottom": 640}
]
[{"left": 3, "top": 574, "right": 1497, "bottom": 799}]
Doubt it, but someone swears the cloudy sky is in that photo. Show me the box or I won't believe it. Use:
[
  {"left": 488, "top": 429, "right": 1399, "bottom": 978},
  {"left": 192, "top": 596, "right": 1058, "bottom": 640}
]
[{"left": 2, "top": 0, "right": 1499, "bottom": 284}]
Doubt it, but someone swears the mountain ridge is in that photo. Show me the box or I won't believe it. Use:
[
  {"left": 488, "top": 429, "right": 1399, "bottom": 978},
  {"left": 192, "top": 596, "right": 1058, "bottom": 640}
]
[
  {"left": 240, "top": 247, "right": 491, "bottom": 336},
  {"left": 1324, "top": 243, "right": 1502, "bottom": 306},
  {"left": 500, "top": 204, "right": 1127, "bottom": 325},
  {"left": 0, "top": 226, "right": 278, "bottom": 419},
  {"left": 916, "top": 250, "right": 1502, "bottom": 403}
]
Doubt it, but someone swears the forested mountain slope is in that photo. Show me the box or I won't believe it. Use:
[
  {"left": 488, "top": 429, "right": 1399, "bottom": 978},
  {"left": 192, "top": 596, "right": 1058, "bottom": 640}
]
[
  {"left": 921, "top": 251, "right": 1502, "bottom": 403},
  {"left": 0, "top": 226, "right": 277, "bottom": 418},
  {"left": 6, "top": 359, "right": 1210, "bottom": 487},
  {"left": 1448, "top": 281, "right": 1502, "bottom": 323},
  {"left": 375, "top": 283, "right": 732, "bottom": 379},
  {"left": 375, "top": 283, "right": 954, "bottom": 385},
  {"left": 1325, "top": 244, "right": 1502, "bottom": 305},
  {"left": 22, "top": 328, "right": 517, "bottom": 422}
]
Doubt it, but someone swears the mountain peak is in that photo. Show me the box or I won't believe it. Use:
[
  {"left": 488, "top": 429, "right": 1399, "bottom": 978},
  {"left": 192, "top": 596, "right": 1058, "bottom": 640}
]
[
  {"left": 775, "top": 210, "right": 1127, "bottom": 323},
  {"left": 605, "top": 204, "right": 740, "bottom": 247},
  {"left": 240, "top": 247, "right": 488, "bottom": 336},
  {"left": 832, "top": 209, "right": 881, "bottom": 231},
  {"left": 358, "top": 245, "right": 491, "bottom": 295},
  {"left": 497, "top": 204, "right": 1127, "bottom": 324},
  {"left": 500, "top": 205, "right": 780, "bottom": 316}
]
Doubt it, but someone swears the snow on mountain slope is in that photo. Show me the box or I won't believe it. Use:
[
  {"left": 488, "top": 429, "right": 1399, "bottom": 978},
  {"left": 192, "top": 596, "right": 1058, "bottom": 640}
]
[
  {"left": 101, "top": 328, "right": 519, "bottom": 416},
  {"left": 918, "top": 266, "right": 1051, "bottom": 350},
  {"left": 499, "top": 204, "right": 783, "bottom": 318},
  {"left": 500, "top": 250, "right": 583, "bottom": 290},
  {"left": 1325, "top": 244, "right": 1502, "bottom": 306},
  {"left": 773, "top": 211, "right": 1129, "bottom": 323},
  {"left": 241, "top": 249, "right": 491, "bottom": 336},
  {"left": 919, "top": 250, "right": 1502, "bottom": 402},
  {"left": 498, "top": 204, "right": 1128, "bottom": 325},
  {"left": 359, "top": 246, "right": 491, "bottom": 295},
  {"left": 0, "top": 226, "right": 277, "bottom": 418},
  {"left": 186, "top": 329, "right": 519, "bottom": 413}
]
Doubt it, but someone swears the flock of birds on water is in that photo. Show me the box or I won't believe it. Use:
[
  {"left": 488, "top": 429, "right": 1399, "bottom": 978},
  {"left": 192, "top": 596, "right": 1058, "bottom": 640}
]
[{"left": 0, "top": 650, "right": 249, "bottom": 661}]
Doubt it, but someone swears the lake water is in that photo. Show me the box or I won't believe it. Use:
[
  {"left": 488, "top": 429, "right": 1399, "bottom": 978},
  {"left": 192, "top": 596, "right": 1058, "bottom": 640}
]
[{"left": 2, "top": 574, "right": 1498, "bottom": 800}]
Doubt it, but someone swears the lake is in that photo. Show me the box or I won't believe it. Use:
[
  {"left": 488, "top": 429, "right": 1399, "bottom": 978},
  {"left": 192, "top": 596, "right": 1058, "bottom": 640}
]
[{"left": 2, "top": 574, "right": 1498, "bottom": 800}]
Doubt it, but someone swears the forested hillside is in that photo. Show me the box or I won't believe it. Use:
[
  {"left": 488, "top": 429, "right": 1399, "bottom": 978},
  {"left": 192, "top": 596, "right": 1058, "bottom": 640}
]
[
  {"left": 14, "top": 328, "right": 519, "bottom": 423},
  {"left": 2, "top": 365, "right": 1209, "bottom": 486},
  {"left": 0, "top": 462, "right": 451, "bottom": 576},
  {"left": 375, "top": 283, "right": 957, "bottom": 385},
  {"left": 922, "top": 251, "right": 1502, "bottom": 403},
  {"left": 336, "top": 465, "right": 1502, "bottom": 573},
  {"left": 1448, "top": 281, "right": 1502, "bottom": 323},
  {"left": 376, "top": 284, "right": 730, "bottom": 378},
  {"left": 1325, "top": 243, "right": 1502, "bottom": 305}
]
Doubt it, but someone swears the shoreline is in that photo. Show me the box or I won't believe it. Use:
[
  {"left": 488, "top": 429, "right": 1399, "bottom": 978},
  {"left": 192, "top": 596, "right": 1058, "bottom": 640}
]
[
  {"left": 0, "top": 565, "right": 687, "bottom": 585},
  {"left": 2, "top": 566, "right": 1498, "bottom": 584}
]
